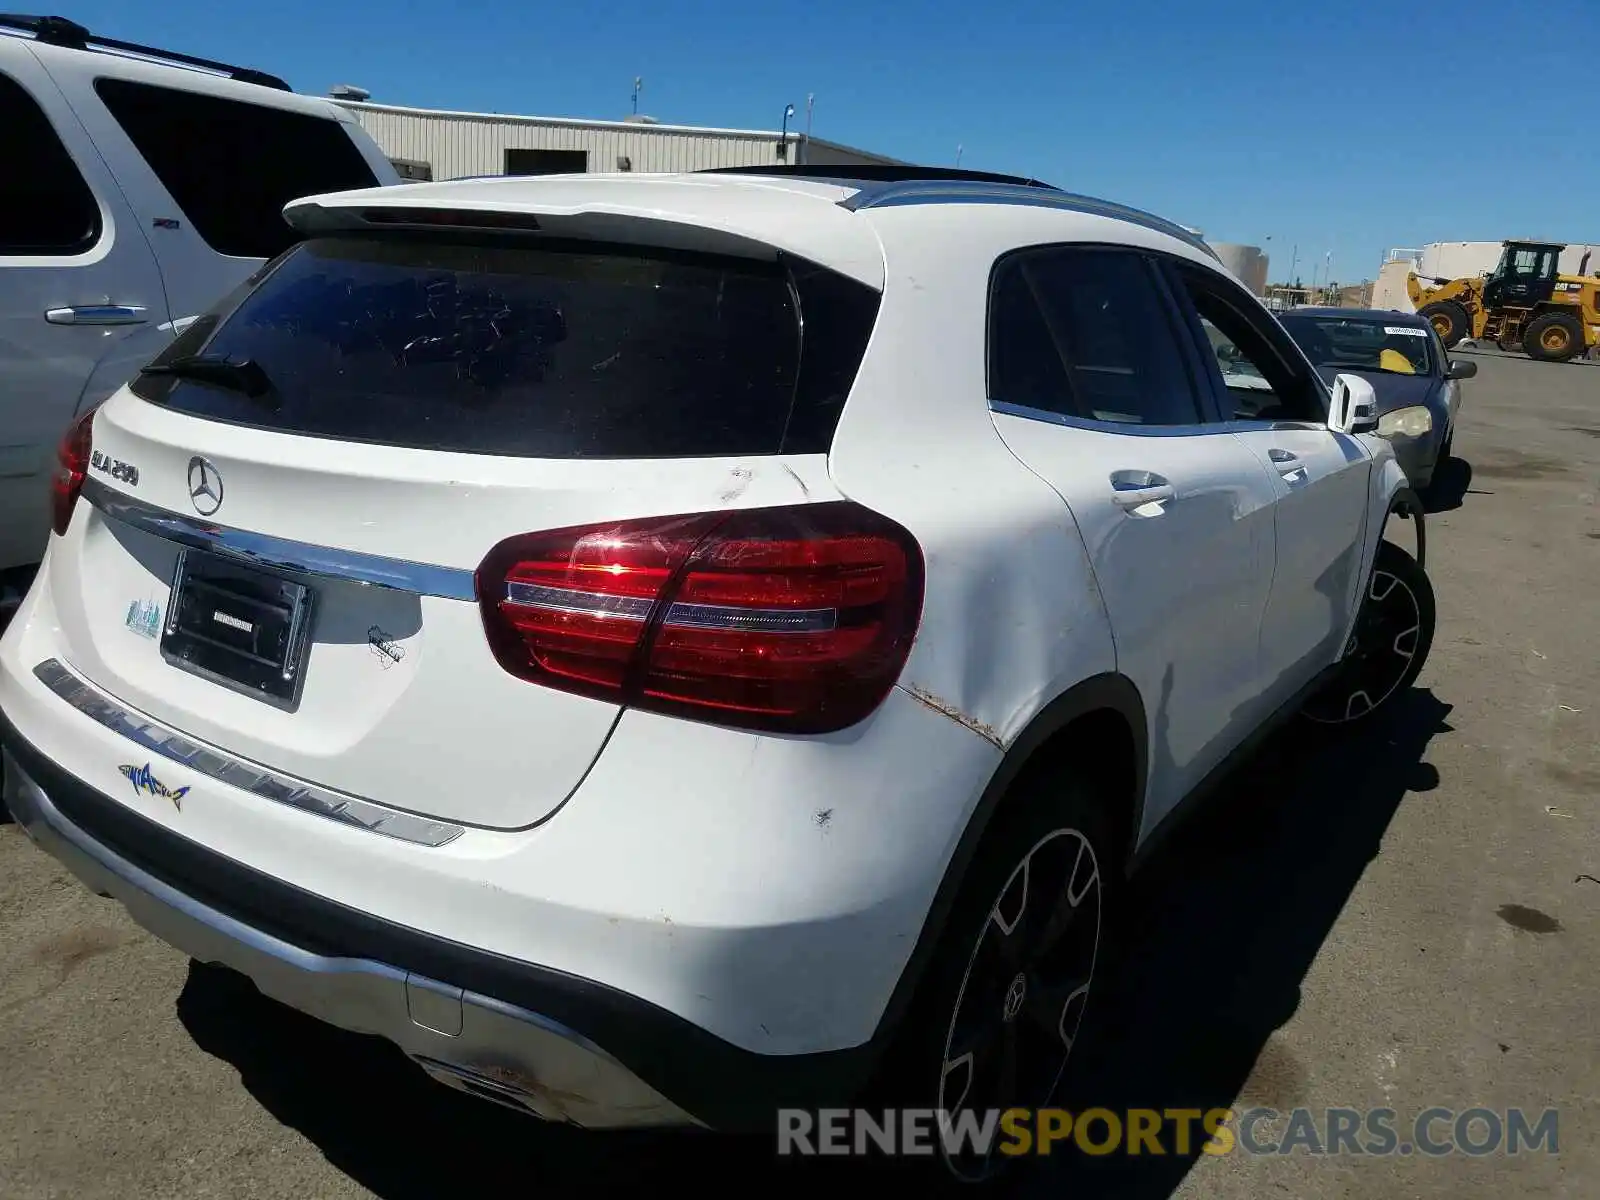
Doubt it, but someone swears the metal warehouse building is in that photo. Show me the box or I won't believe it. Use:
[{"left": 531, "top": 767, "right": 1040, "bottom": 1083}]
[{"left": 330, "top": 95, "right": 902, "bottom": 181}]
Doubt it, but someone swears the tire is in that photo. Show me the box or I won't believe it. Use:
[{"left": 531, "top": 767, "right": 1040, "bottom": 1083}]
[
  {"left": 1302, "top": 540, "right": 1435, "bottom": 725},
  {"left": 1419, "top": 301, "right": 1470, "bottom": 348},
  {"left": 1522, "top": 311, "right": 1584, "bottom": 362},
  {"left": 870, "top": 773, "right": 1120, "bottom": 1186}
]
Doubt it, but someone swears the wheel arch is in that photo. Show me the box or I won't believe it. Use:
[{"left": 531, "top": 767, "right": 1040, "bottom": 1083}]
[
  {"left": 1384, "top": 484, "right": 1427, "bottom": 569},
  {"left": 867, "top": 672, "right": 1147, "bottom": 1048}
]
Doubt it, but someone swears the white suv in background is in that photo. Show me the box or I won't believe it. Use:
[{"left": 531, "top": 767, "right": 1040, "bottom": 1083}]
[
  {"left": 0, "top": 14, "right": 399, "bottom": 577},
  {"left": 0, "top": 165, "right": 1435, "bottom": 1184}
]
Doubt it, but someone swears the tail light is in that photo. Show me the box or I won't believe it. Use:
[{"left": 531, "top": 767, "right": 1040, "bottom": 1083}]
[
  {"left": 50, "top": 408, "right": 96, "bottom": 536},
  {"left": 476, "top": 502, "right": 925, "bottom": 734}
]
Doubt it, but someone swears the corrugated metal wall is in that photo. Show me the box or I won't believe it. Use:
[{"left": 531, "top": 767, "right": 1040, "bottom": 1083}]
[
  {"left": 339, "top": 103, "right": 898, "bottom": 179},
  {"left": 804, "top": 142, "right": 901, "bottom": 167},
  {"left": 344, "top": 105, "right": 794, "bottom": 179}
]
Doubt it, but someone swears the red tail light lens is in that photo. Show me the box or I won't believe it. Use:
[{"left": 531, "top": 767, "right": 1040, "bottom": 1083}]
[
  {"left": 50, "top": 408, "right": 96, "bottom": 536},
  {"left": 476, "top": 502, "right": 925, "bottom": 733}
]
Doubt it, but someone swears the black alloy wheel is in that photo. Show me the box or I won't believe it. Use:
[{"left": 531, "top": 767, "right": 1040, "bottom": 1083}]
[
  {"left": 937, "top": 826, "right": 1103, "bottom": 1182},
  {"left": 1303, "top": 541, "right": 1435, "bottom": 725}
]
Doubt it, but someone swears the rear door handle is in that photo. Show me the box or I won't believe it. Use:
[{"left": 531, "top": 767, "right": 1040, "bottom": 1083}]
[
  {"left": 45, "top": 305, "right": 148, "bottom": 326},
  {"left": 1110, "top": 470, "right": 1176, "bottom": 510},
  {"left": 1269, "top": 448, "right": 1309, "bottom": 485}
]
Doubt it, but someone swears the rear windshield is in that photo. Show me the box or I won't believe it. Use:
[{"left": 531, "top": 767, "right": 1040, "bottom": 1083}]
[{"left": 131, "top": 235, "right": 880, "bottom": 458}]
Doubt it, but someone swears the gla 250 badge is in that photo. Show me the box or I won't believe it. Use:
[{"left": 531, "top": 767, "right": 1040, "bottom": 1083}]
[{"left": 90, "top": 450, "right": 139, "bottom": 487}]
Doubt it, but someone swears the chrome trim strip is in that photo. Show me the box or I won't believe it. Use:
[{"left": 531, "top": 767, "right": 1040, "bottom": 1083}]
[
  {"left": 82, "top": 478, "right": 478, "bottom": 602},
  {"left": 989, "top": 399, "right": 1231, "bottom": 438},
  {"left": 503, "top": 582, "right": 652, "bottom": 620},
  {"left": 662, "top": 601, "right": 837, "bottom": 633},
  {"left": 503, "top": 584, "right": 838, "bottom": 633},
  {"left": 1211, "top": 417, "right": 1335, "bottom": 435},
  {"left": 32, "top": 658, "right": 465, "bottom": 847}
]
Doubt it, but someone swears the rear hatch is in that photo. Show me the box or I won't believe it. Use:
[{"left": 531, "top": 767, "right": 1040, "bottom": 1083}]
[{"left": 49, "top": 197, "right": 884, "bottom": 829}]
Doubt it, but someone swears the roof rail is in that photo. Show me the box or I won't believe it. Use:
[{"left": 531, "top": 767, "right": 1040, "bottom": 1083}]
[
  {"left": 697, "top": 164, "right": 1060, "bottom": 190},
  {"left": 0, "top": 13, "right": 291, "bottom": 90},
  {"left": 694, "top": 164, "right": 1214, "bottom": 260},
  {"left": 837, "top": 178, "right": 1220, "bottom": 261}
]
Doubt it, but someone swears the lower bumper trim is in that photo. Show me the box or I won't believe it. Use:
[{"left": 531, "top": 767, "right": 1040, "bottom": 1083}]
[
  {"left": 31, "top": 657, "right": 463, "bottom": 848},
  {"left": 3, "top": 745, "right": 692, "bottom": 1129},
  {"left": 0, "top": 703, "right": 880, "bottom": 1130}
]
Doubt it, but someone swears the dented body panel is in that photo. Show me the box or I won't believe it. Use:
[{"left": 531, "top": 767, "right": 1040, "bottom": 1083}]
[{"left": 827, "top": 204, "right": 1127, "bottom": 759}]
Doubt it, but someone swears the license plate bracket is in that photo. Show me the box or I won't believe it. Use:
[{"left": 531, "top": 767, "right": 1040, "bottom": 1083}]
[{"left": 160, "top": 549, "right": 315, "bottom": 710}]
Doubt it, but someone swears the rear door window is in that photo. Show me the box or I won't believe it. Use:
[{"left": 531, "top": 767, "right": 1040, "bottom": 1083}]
[
  {"left": 1168, "top": 262, "right": 1328, "bottom": 423},
  {"left": 988, "top": 247, "right": 1205, "bottom": 425},
  {"left": 0, "top": 69, "right": 100, "bottom": 255},
  {"left": 93, "top": 79, "right": 378, "bottom": 259},
  {"left": 132, "top": 235, "right": 880, "bottom": 458}
]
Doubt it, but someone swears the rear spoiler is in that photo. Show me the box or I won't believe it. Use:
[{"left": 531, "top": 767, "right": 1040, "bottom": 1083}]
[{"left": 282, "top": 184, "right": 887, "bottom": 289}]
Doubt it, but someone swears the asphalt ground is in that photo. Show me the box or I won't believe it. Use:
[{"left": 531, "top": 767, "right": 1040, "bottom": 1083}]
[{"left": 1, "top": 350, "right": 1595, "bottom": 1198}]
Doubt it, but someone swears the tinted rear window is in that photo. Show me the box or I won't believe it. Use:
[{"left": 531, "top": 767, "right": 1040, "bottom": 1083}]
[{"left": 132, "top": 235, "right": 879, "bottom": 458}]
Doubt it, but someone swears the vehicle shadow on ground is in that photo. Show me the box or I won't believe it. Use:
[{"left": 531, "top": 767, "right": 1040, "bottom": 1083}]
[
  {"left": 1422, "top": 455, "right": 1474, "bottom": 514},
  {"left": 1022, "top": 687, "right": 1452, "bottom": 1198},
  {"left": 175, "top": 688, "right": 1452, "bottom": 1199}
]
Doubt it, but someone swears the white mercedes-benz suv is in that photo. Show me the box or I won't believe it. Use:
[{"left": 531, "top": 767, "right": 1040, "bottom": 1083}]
[{"left": 0, "top": 165, "right": 1433, "bottom": 1183}]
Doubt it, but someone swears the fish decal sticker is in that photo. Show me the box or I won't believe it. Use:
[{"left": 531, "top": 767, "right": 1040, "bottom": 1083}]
[{"left": 119, "top": 762, "right": 190, "bottom": 809}]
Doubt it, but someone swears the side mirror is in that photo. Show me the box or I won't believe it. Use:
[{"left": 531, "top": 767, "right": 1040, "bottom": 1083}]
[
  {"left": 1328, "top": 372, "right": 1379, "bottom": 435},
  {"left": 1446, "top": 359, "right": 1477, "bottom": 380}
]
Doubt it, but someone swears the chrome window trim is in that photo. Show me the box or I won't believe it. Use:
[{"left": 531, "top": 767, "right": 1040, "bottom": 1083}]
[
  {"left": 989, "top": 399, "right": 1228, "bottom": 438},
  {"left": 991, "top": 400, "right": 1338, "bottom": 439},
  {"left": 32, "top": 658, "right": 465, "bottom": 848},
  {"left": 82, "top": 477, "right": 478, "bottom": 602},
  {"left": 1209, "top": 417, "right": 1338, "bottom": 436}
]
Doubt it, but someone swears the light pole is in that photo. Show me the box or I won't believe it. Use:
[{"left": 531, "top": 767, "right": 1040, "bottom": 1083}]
[
  {"left": 780, "top": 102, "right": 795, "bottom": 160},
  {"left": 803, "top": 93, "right": 814, "bottom": 165},
  {"left": 955, "top": 143, "right": 963, "bottom": 167},
  {"left": 632, "top": 76, "right": 641, "bottom": 116}
]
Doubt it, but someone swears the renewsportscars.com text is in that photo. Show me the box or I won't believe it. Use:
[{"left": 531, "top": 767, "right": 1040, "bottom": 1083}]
[{"left": 777, "top": 1106, "right": 1559, "bottom": 1158}]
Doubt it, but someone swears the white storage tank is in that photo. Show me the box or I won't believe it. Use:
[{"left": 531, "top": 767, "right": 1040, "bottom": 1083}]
[
  {"left": 1211, "top": 243, "right": 1269, "bottom": 296},
  {"left": 1416, "top": 240, "right": 1600, "bottom": 279}
]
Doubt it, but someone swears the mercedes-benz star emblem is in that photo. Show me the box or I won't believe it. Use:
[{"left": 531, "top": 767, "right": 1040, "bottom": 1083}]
[
  {"left": 1002, "top": 972, "right": 1027, "bottom": 1023},
  {"left": 186, "top": 456, "right": 224, "bottom": 516}
]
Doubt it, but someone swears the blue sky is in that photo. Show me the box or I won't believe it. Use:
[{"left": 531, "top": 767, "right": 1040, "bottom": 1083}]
[{"left": 64, "top": 0, "right": 1597, "bottom": 283}]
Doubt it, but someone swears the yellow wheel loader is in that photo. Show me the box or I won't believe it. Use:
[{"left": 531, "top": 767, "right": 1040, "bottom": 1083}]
[{"left": 1406, "top": 240, "right": 1600, "bottom": 362}]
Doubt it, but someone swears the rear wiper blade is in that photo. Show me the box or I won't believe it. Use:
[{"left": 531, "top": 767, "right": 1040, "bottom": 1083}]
[{"left": 140, "top": 354, "right": 276, "bottom": 403}]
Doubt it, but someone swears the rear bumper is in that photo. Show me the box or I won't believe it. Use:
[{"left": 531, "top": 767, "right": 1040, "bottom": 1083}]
[
  {"left": 1, "top": 539, "right": 1005, "bottom": 1127},
  {"left": 0, "top": 713, "right": 874, "bottom": 1131}
]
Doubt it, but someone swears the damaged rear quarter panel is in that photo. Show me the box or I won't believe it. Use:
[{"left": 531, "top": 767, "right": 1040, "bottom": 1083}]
[{"left": 827, "top": 209, "right": 1118, "bottom": 759}]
